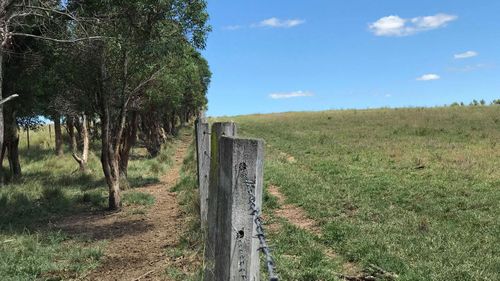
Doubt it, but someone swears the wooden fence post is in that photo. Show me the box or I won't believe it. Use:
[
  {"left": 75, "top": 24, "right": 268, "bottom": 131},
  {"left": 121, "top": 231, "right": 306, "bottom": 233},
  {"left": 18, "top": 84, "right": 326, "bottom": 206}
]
[
  {"left": 215, "top": 136, "right": 264, "bottom": 281},
  {"left": 195, "top": 118, "right": 210, "bottom": 229},
  {"left": 204, "top": 122, "right": 237, "bottom": 281},
  {"left": 26, "top": 127, "right": 30, "bottom": 150}
]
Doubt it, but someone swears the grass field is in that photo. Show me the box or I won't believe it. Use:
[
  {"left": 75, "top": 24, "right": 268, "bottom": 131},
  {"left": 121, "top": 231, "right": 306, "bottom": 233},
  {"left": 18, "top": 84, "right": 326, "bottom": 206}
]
[
  {"left": 219, "top": 106, "right": 500, "bottom": 281},
  {"left": 0, "top": 127, "right": 173, "bottom": 280}
]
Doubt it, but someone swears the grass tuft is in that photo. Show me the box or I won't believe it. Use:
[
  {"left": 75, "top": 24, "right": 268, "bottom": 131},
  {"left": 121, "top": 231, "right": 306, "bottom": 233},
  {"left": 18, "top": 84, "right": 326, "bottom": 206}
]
[{"left": 122, "top": 191, "right": 155, "bottom": 206}]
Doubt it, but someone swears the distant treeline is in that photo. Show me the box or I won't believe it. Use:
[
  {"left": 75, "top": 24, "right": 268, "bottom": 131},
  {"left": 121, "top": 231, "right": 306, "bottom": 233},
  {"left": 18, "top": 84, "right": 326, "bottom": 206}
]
[{"left": 449, "top": 99, "right": 500, "bottom": 107}]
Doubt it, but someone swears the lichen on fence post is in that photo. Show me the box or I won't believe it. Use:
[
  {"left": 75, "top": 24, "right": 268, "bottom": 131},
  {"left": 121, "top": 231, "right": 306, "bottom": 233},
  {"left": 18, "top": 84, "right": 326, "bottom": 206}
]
[{"left": 204, "top": 122, "right": 237, "bottom": 281}]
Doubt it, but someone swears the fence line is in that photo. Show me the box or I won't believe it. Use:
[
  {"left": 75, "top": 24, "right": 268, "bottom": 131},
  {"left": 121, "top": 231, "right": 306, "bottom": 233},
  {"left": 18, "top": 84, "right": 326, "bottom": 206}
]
[
  {"left": 195, "top": 118, "right": 210, "bottom": 229},
  {"left": 239, "top": 163, "right": 278, "bottom": 281},
  {"left": 204, "top": 122, "right": 238, "bottom": 281},
  {"left": 195, "top": 119, "right": 278, "bottom": 281}
]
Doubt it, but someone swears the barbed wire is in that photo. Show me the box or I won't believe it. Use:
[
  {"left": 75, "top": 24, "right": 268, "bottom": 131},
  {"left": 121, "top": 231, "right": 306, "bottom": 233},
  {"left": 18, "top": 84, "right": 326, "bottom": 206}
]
[{"left": 238, "top": 162, "right": 279, "bottom": 281}]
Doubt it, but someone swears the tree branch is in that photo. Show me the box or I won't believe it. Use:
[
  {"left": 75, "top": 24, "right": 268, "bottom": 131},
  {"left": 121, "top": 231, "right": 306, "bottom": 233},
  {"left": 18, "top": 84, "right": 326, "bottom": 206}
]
[
  {"left": 0, "top": 94, "right": 19, "bottom": 105},
  {"left": 9, "top": 33, "right": 108, "bottom": 43},
  {"left": 129, "top": 65, "right": 167, "bottom": 96},
  {"left": 13, "top": 5, "right": 79, "bottom": 21},
  {"left": 7, "top": 11, "right": 44, "bottom": 24}
]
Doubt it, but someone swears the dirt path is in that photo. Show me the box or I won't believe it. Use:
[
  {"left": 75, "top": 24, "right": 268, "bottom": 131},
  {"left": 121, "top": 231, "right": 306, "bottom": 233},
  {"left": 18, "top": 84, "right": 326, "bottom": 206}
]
[
  {"left": 267, "top": 184, "right": 321, "bottom": 235},
  {"left": 267, "top": 184, "right": 362, "bottom": 277},
  {"left": 58, "top": 135, "right": 191, "bottom": 281}
]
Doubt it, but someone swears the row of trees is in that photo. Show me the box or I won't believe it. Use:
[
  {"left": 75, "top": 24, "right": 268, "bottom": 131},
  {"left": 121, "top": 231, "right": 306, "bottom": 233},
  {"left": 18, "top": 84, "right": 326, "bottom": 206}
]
[
  {"left": 0, "top": 0, "right": 211, "bottom": 210},
  {"left": 450, "top": 99, "right": 500, "bottom": 107}
]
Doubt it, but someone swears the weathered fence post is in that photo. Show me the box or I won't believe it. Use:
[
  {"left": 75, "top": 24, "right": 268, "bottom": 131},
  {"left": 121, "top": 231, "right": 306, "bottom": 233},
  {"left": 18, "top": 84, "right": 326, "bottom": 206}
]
[
  {"left": 195, "top": 118, "right": 210, "bottom": 229},
  {"left": 204, "top": 122, "right": 237, "bottom": 281},
  {"left": 215, "top": 136, "right": 264, "bottom": 281}
]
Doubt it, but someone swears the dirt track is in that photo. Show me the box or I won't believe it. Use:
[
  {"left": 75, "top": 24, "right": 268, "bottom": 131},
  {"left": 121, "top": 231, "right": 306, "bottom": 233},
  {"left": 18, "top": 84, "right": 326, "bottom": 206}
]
[{"left": 57, "top": 136, "right": 190, "bottom": 281}]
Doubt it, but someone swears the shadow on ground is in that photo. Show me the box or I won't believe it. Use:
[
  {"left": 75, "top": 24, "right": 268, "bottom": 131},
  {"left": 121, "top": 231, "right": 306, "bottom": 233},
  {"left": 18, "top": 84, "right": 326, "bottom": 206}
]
[{"left": 58, "top": 218, "right": 154, "bottom": 241}]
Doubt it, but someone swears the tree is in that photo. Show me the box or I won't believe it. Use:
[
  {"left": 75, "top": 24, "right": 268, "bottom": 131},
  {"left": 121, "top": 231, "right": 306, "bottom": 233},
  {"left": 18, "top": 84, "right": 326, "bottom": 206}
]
[
  {"left": 71, "top": 0, "right": 210, "bottom": 210},
  {"left": 0, "top": 0, "right": 103, "bottom": 182},
  {"left": 1, "top": 32, "right": 45, "bottom": 180},
  {"left": 43, "top": 43, "right": 99, "bottom": 172},
  {"left": 1, "top": 0, "right": 212, "bottom": 210},
  {"left": 137, "top": 44, "right": 210, "bottom": 158},
  {"left": 70, "top": 114, "right": 90, "bottom": 172}
]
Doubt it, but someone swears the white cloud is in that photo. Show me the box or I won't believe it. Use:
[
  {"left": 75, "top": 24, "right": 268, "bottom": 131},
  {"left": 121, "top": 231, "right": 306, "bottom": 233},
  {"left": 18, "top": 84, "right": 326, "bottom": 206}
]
[
  {"left": 269, "top": 91, "right": 314, "bottom": 99},
  {"left": 255, "top": 17, "right": 305, "bottom": 28},
  {"left": 369, "top": 15, "right": 407, "bottom": 36},
  {"left": 369, "top": 13, "right": 457, "bottom": 36},
  {"left": 416, "top": 74, "right": 441, "bottom": 81},
  {"left": 223, "top": 25, "right": 243, "bottom": 31},
  {"left": 448, "top": 63, "right": 491, "bottom": 72},
  {"left": 454, "top": 51, "right": 478, "bottom": 59},
  {"left": 411, "top": 14, "right": 457, "bottom": 29}
]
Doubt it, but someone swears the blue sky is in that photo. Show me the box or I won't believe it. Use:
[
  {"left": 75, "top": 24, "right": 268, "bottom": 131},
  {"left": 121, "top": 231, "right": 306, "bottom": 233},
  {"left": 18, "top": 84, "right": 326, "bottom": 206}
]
[{"left": 203, "top": 1, "right": 500, "bottom": 116}]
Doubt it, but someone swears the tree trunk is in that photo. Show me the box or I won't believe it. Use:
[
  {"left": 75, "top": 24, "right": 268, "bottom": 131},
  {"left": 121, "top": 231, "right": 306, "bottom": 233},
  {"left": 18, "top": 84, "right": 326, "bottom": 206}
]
[
  {"left": 74, "top": 117, "right": 83, "bottom": 150},
  {"left": 140, "top": 112, "right": 163, "bottom": 157},
  {"left": 163, "top": 118, "right": 171, "bottom": 136},
  {"left": 90, "top": 118, "right": 100, "bottom": 140},
  {"left": 4, "top": 108, "right": 21, "bottom": 180},
  {"left": 119, "top": 111, "right": 138, "bottom": 179},
  {"left": 72, "top": 114, "right": 90, "bottom": 173},
  {"left": 54, "top": 115, "right": 63, "bottom": 156},
  {"left": 100, "top": 102, "right": 121, "bottom": 210},
  {"left": 26, "top": 127, "right": 29, "bottom": 150},
  {"left": 0, "top": 144, "right": 6, "bottom": 172},
  {"left": 0, "top": 51, "right": 4, "bottom": 185},
  {"left": 6, "top": 136, "right": 20, "bottom": 180},
  {"left": 98, "top": 53, "right": 126, "bottom": 211},
  {"left": 66, "top": 116, "right": 78, "bottom": 153},
  {"left": 170, "top": 114, "right": 177, "bottom": 136}
]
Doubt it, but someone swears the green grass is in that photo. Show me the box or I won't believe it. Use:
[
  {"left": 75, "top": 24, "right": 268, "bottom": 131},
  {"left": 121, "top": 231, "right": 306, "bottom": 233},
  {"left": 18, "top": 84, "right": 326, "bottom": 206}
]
[
  {"left": 0, "top": 231, "right": 104, "bottom": 281},
  {"left": 0, "top": 126, "right": 175, "bottom": 280},
  {"left": 218, "top": 106, "right": 500, "bottom": 281},
  {"left": 123, "top": 191, "right": 156, "bottom": 206}
]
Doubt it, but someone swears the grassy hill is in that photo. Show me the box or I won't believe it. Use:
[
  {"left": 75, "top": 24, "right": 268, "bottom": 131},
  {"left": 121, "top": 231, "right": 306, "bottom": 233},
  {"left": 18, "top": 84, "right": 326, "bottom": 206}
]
[{"left": 218, "top": 106, "right": 500, "bottom": 281}]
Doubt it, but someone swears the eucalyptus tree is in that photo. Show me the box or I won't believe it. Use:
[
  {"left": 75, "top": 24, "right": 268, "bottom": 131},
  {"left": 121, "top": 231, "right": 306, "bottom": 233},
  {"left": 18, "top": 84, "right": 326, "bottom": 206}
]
[
  {"left": 0, "top": 1, "right": 102, "bottom": 168},
  {"left": 1, "top": 32, "right": 47, "bottom": 180},
  {"left": 70, "top": 0, "right": 210, "bottom": 210},
  {"left": 45, "top": 43, "right": 99, "bottom": 172},
  {"left": 137, "top": 44, "right": 210, "bottom": 158}
]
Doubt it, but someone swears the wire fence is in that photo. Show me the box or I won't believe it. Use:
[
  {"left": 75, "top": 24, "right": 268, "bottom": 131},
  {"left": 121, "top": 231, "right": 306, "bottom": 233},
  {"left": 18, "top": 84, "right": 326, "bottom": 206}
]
[
  {"left": 238, "top": 162, "right": 279, "bottom": 281},
  {"left": 196, "top": 120, "right": 279, "bottom": 281}
]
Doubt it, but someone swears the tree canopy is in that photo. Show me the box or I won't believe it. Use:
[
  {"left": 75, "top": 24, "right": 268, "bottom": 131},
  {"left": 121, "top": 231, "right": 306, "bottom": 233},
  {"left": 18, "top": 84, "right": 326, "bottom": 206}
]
[{"left": 0, "top": 0, "right": 211, "bottom": 210}]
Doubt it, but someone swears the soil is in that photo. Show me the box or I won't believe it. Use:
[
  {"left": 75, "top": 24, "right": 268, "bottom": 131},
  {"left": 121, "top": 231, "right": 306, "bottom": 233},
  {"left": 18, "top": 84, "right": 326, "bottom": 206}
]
[
  {"left": 267, "top": 184, "right": 321, "bottom": 235},
  {"left": 55, "top": 135, "right": 191, "bottom": 281}
]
